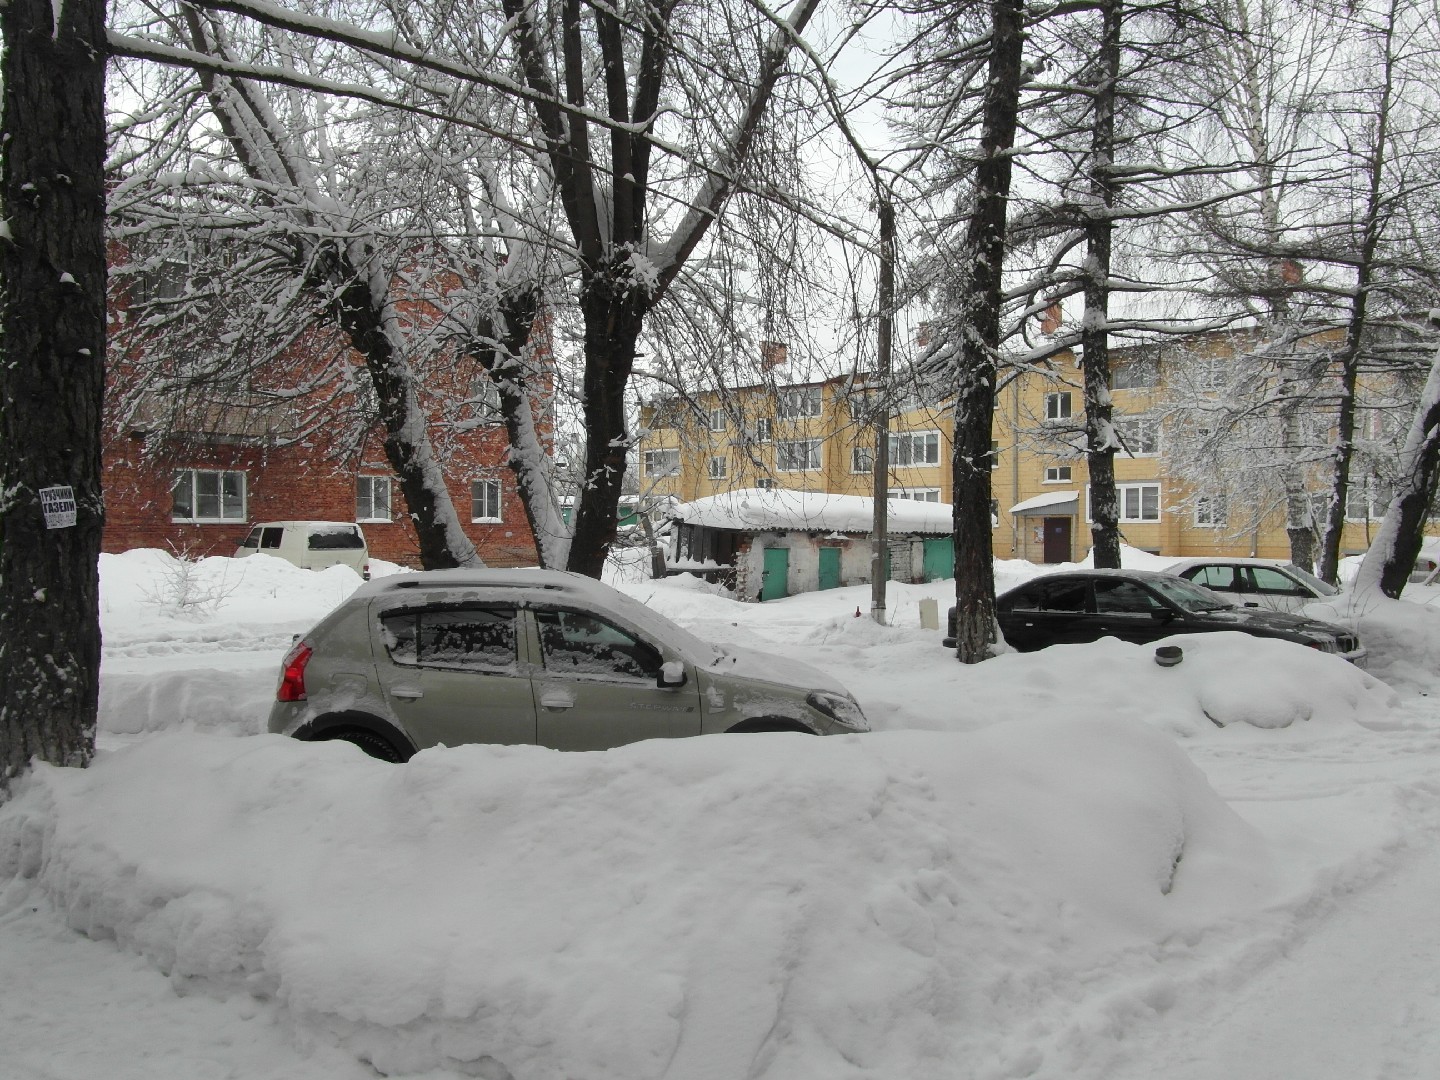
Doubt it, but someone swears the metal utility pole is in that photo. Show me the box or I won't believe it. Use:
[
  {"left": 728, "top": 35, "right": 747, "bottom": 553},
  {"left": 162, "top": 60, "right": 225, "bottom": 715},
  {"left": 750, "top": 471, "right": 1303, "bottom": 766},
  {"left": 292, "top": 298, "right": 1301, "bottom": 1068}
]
[{"left": 870, "top": 190, "right": 895, "bottom": 624}]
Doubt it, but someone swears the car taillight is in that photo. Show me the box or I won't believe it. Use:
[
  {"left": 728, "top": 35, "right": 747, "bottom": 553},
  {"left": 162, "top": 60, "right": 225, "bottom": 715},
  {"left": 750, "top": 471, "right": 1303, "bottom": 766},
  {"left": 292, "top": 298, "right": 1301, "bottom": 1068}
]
[{"left": 277, "top": 641, "right": 313, "bottom": 702}]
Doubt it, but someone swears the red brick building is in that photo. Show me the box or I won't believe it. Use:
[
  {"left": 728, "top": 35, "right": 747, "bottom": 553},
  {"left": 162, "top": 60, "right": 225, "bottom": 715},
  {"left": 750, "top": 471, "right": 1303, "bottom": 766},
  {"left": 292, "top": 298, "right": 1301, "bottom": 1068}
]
[{"left": 102, "top": 285, "right": 549, "bottom": 568}]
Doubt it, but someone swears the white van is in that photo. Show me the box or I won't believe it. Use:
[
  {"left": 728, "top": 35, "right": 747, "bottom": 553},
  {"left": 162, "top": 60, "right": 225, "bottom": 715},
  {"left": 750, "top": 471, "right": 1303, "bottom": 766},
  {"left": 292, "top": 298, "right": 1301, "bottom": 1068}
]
[{"left": 235, "top": 521, "right": 370, "bottom": 579}]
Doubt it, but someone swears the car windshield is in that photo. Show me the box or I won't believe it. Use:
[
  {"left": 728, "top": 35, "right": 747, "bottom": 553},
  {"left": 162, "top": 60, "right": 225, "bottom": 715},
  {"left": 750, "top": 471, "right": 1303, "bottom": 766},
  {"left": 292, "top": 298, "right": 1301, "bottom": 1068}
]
[
  {"left": 1282, "top": 563, "right": 1338, "bottom": 596},
  {"left": 1146, "top": 575, "right": 1236, "bottom": 612}
]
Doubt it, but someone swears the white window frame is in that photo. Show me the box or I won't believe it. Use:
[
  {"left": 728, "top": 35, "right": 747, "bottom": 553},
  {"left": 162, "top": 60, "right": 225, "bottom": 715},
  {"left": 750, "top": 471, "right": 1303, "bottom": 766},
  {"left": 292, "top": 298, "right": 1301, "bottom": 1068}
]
[
  {"left": 777, "top": 438, "right": 821, "bottom": 472},
  {"left": 171, "top": 468, "right": 246, "bottom": 523},
  {"left": 1112, "top": 356, "right": 1158, "bottom": 390},
  {"left": 1044, "top": 391, "right": 1073, "bottom": 421},
  {"left": 708, "top": 455, "right": 727, "bottom": 480},
  {"left": 889, "top": 430, "right": 941, "bottom": 467},
  {"left": 754, "top": 416, "right": 773, "bottom": 443},
  {"left": 1345, "top": 476, "right": 1392, "bottom": 522},
  {"left": 1114, "top": 415, "right": 1160, "bottom": 457},
  {"left": 1193, "top": 356, "right": 1227, "bottom": 391},
  {"left": 642, "top": 448, "right": 680, "bottom": 477},
  {"left": 851, "top": 446, "right": 874, "bottom": 474},
  {"left": 1044, "top": 465, "right": 1072, "bottom": 483},
  {"left": 1119, "top": 482, "right": 1161, "bottom": 522},
  {"left": 1194, "top": 494, "right": 1228, "bottom": 528},
  {"left": 356, "top": 475, "right": 392, "bottom": 522},
  {"left": 471, "top": 478, "right": 503, "bottom": 523},
  {"left": 776, "top": 386, "right": 822, "bottom": 420},
  {"left": 888, "top": 488, "right": 941, "bottom": 502},
  {"left": 708, "top": 408, "right": 728, "bottom": 433}
]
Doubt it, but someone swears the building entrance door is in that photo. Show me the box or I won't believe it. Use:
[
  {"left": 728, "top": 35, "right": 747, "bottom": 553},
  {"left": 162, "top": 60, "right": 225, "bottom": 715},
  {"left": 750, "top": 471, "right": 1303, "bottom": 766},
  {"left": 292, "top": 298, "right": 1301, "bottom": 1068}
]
[
  {"left": 760, "top": 547, "right": 790, "bottom": 601},
  {"left": 1042, "top": 517, "right": 1072, "bottom": 563}
]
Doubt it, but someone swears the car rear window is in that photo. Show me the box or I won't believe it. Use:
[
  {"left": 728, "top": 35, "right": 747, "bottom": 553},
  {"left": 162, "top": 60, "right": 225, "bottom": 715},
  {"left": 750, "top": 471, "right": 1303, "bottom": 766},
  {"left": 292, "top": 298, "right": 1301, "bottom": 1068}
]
[{"left": 307, "top": 526, "right": 365, "bottom": 550}]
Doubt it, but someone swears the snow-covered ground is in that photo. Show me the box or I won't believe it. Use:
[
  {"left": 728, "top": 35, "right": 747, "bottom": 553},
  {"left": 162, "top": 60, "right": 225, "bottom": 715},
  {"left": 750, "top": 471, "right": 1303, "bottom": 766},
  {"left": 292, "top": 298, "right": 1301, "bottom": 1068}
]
[{"left": 3, "top": 547, "right": 1440, "bottom": 1079}]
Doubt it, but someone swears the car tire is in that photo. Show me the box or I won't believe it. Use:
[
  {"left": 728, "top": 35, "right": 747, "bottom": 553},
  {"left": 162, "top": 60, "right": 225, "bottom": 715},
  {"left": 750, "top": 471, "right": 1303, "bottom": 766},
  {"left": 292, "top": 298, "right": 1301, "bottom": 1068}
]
[{"left": 320, "top": 726, "right": 411, "bottom": 763}]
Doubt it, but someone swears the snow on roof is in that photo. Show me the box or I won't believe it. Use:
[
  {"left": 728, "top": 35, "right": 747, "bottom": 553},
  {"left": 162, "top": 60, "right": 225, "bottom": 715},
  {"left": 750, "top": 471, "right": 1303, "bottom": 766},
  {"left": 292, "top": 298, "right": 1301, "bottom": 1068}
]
[
  {"left": 674, "top": 488, "right": 952, "bottom": 535},
  {"left": 1009, "top": 490, "right": 1079, "bottom": 515}
]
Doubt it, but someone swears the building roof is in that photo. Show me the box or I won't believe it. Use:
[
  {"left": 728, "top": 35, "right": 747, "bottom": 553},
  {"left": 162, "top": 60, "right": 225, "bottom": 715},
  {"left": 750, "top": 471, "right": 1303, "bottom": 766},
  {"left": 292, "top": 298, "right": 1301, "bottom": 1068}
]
[{"left": 673, "top": 488, "right": 952, "bottom": 535}]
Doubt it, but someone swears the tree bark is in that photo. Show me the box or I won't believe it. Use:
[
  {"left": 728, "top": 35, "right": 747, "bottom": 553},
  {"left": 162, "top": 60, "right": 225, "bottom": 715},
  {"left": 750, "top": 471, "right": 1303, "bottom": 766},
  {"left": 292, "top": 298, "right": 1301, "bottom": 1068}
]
[
  {"left": 1083, "top": 0, "right": 1122, "bottom": 569},
  {"left": 0, "top": 0, "right": 109, "bottom": 794},
  {"left": 952, "top": 0, "right": 1025, "bottom": 664}
]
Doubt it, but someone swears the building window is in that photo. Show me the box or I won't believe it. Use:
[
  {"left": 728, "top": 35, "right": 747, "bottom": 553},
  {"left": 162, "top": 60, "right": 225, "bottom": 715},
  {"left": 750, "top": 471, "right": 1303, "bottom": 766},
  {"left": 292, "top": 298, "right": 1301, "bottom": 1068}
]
[
  {"left": 889, "top": 488, "right": 941, "bottom": 502},
  {"left": 1346, "top": 476, "right": 1392, "bottom": 522},
  {"left": 643, "top": 449, "right": 680, "bottom": 477},
  {"left": 471, "top": 479, "right": 503, "bottom": 522},
  {"left": 851, "top": 446, "right": 874, "bottom": 474},
  {"left": 1192, "top": 356, "right": 1227, "bottom": 391},
  {"left": 777, "top": 438, "right": 821, "bottom": 471},
  {"left": 708, "top": 408, "right": 728, "bottom": 433},
  {"left": 757, "top": 477, "right": 776, "bottom": 490},
  {"left": 991, "top": 440, "right": 1000, "bottom": 469},
  {"left": 1045, "top": 391, "right": 1073, "bottom": 421},
  {"left": 1194, "top": 494, "right": 1228, "bottom": 527},
  {"left": 708, "top": 456, "right": 727, "bottom": 480},
  {"left": 1044, "top": 465, "right": 1072, "bottom": 483},
  {"left": 356, "top": 475, "right": 391, "bottom": 522},
  {"left": 171, "top": 469, "right": 245, "bottom": 522},
  {"left": 1118, "top": 482, "right": 1161, "bottom": 522},
  {"left": 1112, "top": 355, "right": 1158, "bottom": 389},
  {"left": 1114, "top": 415, "right": 1160, "bottom": 456},
  {"left": 755, "top": 417, "right": 773, "bottom": 443},
  {"left": 776, "top": 386, "right": 822, "bottom": 420},
  {"left": 889, "top": 430, "right": 941, "bottom": 466}
]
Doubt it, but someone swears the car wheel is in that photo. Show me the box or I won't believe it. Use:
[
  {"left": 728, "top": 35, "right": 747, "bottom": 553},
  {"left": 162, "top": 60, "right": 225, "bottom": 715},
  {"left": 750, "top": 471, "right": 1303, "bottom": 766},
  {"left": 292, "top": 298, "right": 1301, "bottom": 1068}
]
[{"left": 320, "top": 726, "right": 411, "bottom": 763}]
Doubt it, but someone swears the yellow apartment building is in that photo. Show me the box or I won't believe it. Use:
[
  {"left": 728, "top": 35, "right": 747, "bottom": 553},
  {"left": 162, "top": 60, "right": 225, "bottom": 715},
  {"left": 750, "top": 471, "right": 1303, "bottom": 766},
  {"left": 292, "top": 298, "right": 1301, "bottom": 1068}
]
[{"left": 636, "top": 336, "right": 1423, "bottom": 565}]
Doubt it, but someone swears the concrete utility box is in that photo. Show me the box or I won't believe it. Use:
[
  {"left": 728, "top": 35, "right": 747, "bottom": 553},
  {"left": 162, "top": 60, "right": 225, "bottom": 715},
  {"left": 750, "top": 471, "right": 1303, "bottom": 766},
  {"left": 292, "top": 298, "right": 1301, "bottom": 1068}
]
[{"left": 919, "top": 597, "right": 940, "bottom": 631}]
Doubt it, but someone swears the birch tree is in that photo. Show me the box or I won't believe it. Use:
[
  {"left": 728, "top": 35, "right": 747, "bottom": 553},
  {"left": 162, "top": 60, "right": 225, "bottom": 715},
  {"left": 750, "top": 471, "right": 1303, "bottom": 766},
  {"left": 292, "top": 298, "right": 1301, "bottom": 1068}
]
[{"left": 0, "top": 0, "right": 108, "bottom": 792}]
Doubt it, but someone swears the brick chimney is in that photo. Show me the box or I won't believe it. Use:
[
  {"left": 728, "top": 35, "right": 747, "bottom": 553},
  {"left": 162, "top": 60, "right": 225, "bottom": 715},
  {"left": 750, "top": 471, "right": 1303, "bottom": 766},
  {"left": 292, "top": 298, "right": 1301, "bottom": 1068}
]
[{"left": 761, "top": 340, "right": 788, "bottom": 370}]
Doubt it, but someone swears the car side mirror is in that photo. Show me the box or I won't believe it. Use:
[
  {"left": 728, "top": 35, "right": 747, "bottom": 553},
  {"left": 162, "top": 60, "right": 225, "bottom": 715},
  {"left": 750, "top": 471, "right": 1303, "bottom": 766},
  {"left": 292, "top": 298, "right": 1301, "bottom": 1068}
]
[{"left": 658, "top": 660, "right": 687, "bottom": 688}]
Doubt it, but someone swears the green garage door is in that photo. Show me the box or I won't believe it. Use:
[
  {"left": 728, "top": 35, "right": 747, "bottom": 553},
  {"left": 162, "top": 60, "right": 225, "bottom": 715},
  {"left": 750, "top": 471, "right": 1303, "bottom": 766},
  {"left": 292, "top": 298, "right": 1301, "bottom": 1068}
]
[
  {"left": 818, "top": 547, "right": 841, "bottom": 591},
  {"left": 921, "top": 537, "right": 954, "bottom": 582},
  {"left": 760, "top": 547, "right": 789, "bottom": 601}
]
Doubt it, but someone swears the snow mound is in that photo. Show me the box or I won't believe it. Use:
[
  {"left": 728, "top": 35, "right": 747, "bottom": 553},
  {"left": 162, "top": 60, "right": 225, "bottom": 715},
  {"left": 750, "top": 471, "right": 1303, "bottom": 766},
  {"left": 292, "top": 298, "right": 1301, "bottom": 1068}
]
[{"left": 1, "top": 723, "right": 1274, "bottom": 1080}]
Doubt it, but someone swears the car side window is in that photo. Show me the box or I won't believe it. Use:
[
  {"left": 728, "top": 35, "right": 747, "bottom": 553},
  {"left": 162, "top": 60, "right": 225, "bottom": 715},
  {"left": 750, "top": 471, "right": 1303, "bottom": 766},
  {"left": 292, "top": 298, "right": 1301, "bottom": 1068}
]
[
  {"left": 381, "top": 606, "right": 519, "bottom": 673},
  {"left": 260, "top": 527, "right": 283, "bottom": 549},
  {"left": 1184, "top": 565, "right": 1236, "bottom": 590},
  {"left": 534, "top": 609, "right": 662, "bottom": 681},
  {"left": 1248, "top": 566, "right": 1307, "bottom": 596},
  {"left": 1094, "top": 579, "right": 1162, "bottom": 614},
  {"left": 1039, "top": 580, "right": 1090, "bottom": 612}
]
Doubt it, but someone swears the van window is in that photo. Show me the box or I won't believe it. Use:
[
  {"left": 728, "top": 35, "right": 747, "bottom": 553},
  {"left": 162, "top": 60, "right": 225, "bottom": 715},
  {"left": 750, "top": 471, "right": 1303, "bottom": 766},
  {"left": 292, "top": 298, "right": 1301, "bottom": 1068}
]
[
  {"left": 260, "top": 527, "right": 283, "bottom": 549},
  {"left": 239, "top": 527, "right": 262, "bottom": 549},
  {"left": 308, "top": 526, "right": 364, "bottom": 550}
]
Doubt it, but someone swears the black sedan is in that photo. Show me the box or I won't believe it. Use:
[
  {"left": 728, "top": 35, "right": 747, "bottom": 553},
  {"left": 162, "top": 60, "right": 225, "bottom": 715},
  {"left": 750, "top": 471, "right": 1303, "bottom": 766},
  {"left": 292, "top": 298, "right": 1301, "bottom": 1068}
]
[{"left": 943, "top": 568, "right": 1366, "bottom": 664}]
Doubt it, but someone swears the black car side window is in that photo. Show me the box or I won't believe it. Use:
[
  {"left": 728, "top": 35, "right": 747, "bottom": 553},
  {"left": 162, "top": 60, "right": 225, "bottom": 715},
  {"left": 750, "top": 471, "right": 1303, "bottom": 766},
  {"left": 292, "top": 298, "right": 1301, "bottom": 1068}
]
[
  {"left": 1039, "top": 580, "right": 1090, "bottom": 612},
  {"left": 1094, "top": 579, "right": 1161, "bottom": 614}
]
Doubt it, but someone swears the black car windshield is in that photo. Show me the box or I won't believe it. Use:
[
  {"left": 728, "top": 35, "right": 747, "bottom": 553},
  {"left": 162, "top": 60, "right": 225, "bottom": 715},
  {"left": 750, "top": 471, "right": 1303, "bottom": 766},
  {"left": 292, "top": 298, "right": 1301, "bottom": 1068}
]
[{"left": 1146, "top": 575, "right": 1235, "bottom": 612}]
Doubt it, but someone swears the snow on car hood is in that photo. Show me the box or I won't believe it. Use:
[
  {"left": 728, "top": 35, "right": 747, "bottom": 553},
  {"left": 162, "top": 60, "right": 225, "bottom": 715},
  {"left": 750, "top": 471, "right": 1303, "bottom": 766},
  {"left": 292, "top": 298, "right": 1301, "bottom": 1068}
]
[{"left": 708, "top": 642, "right": 852, "bottom": 696}]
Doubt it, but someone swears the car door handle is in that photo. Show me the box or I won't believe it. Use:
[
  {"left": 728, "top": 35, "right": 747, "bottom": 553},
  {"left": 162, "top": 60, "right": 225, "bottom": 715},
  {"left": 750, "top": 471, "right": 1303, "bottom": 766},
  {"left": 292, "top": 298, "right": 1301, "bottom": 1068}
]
[
  {"left": 391, "top": 687, "right": 424, "bottom": 700},
  {"left": 540, "top": 690, "right": 575, "bottom": 710},
  {"left": 1243, "top": 602, "right": 1258, "bottom": 608}
]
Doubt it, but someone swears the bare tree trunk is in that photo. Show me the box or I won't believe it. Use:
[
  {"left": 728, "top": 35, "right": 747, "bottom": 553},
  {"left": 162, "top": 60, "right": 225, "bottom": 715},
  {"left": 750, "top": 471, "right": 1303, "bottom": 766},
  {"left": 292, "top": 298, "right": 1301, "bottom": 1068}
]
[
  {"left": 952, "top": 0, "right": 1025, "bottom": 663},
  {"left": 1317, "top": 0, "right": 1398, "bottom": 585},
  {"left": 1083, "top": 0, "right": 1123, "bottom": 569},
  {"left": 569, "top": 276, "right": 646, "bottom": 578},
  {"left": 0, "top": 0, "right": 108, "bottom": 794}
]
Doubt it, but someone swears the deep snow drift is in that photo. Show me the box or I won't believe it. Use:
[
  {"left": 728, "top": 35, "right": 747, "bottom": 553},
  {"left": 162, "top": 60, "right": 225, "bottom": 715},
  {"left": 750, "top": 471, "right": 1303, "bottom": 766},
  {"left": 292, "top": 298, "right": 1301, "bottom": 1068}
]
[{"left": 3, "top": 548, "right": 1440, "bottom": 1080}]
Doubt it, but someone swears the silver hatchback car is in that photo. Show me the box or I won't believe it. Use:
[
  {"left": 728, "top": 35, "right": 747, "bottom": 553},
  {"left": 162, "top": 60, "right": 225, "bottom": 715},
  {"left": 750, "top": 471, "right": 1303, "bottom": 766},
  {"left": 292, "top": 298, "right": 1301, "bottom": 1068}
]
[{"left": 269, "top": 569, "right": 870, "bottom": 760}]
